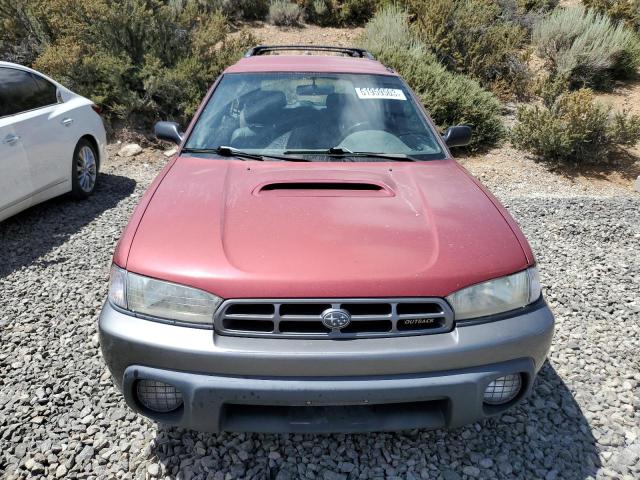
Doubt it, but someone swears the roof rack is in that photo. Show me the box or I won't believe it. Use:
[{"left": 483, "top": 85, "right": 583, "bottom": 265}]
[{"left": 244, "top": 45, "right": 375, "bottom": 60}]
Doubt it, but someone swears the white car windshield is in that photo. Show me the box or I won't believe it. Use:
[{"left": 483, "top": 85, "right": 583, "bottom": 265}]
[{"left": 185, "top": 72, "right": 445, "bottom": 161}]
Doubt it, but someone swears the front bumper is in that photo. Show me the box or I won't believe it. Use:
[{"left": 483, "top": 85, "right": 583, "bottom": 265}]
[{"left": 99, "top": 300, "right": 554, "bottom": 433}]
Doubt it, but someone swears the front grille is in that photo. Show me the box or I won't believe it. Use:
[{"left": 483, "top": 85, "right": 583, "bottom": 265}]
[{"left": 214, "top": 298, "right": 454, "bottom": 339}]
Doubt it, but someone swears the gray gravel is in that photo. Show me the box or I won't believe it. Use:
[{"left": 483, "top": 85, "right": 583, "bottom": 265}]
[{"left": 1, "top": 150, "right": 639, "bottom": 480}]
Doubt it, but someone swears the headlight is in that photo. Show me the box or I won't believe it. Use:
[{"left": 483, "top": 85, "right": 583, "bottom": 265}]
[
  {"left": 446, "top": 267, "right": 542, "bottom": 320},
  {"left": 108, "top": 265, "right": 223, "bottom": 325}
]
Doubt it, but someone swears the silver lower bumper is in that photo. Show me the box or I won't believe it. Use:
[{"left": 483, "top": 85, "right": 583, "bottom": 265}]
[{"left": 98, "top": 300, "right": 554, "bottom": 432}]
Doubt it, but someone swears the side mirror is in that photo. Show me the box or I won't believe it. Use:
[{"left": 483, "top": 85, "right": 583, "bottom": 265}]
[
  {"left": 442, "top": 125, "right": 472, "bottom": 148},
  {"left": 154, "top": 121, "right": 183, "bottom": 145}
]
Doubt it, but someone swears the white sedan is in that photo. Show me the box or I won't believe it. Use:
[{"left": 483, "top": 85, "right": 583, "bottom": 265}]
[{"left": 0, "top": 61, "right": 107, "bottom": 222}]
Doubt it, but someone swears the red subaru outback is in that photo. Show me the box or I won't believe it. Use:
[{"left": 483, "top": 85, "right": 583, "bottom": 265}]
[{"left": 99, "top": 45, "right": 554, "bottom": 433}]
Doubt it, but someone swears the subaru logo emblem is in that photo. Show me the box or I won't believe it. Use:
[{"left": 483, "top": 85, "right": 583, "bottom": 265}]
[{"left": 321, "top": 308, "right": 351, "bottom": 330}]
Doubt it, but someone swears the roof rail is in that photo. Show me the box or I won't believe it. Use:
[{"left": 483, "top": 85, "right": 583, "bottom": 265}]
[{"left": 244, "top": 45, "right": 375, "bottom": 60}]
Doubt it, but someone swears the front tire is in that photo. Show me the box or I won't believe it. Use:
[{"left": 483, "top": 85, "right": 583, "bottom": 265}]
[{"left": 71, "top": 139, "right": 98, "bottom": 199}]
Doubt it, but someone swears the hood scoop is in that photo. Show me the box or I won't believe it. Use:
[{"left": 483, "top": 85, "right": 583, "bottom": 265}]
[{"left": 256, "top": 181, "right": 393, "bottom": 197}]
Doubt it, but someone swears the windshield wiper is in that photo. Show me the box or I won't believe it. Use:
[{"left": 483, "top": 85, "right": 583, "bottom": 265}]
[
  {"left": 181, "top": 146, "right": 310, "bottom": 162},
  {"left": 283, "top": 147, "right": 416, "bottom": 162}
]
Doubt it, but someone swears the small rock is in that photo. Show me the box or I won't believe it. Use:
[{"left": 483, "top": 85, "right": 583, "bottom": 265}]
[
  {"left": 545, "top": 469, "right": 558, "bottom": 480},
  {"left": 118, "top": 143, "right": 143, "bottom": 157},
  {"left": 322, "top": 471, "right": 347, "bottom": 480},
  {"left": 340, "top": 462, "right": 356, "bottom": 473},
  {"left": 55, "top": 464, "right": 68, "bottom": 478},
  {"left": 462, "top": 466, "right": 480, "bottom": 477},
  {"left": 164, "top": 148, "right": 178, "bottom": 157},
  {"left": 25, "top": 458, "right": 45, "bottom": 473},
  {"left": 148, "top": 463, "right": 160, "bottom": 476},
  {"left": 442, "top": 470, "right": 462, "bottom": 480}
]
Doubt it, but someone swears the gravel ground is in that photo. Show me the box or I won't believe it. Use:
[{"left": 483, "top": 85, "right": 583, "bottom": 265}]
[{"left": 1, "top": 148, "right": 639, "bottom": 480}]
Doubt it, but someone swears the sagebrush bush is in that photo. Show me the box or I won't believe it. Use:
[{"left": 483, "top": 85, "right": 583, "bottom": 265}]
[
  {"left": 403, "top": 0, "right": 532, "bottom": 98},
  {"left": 583, "top": 0, "right": 640, "bottom": 31},
  {"left": 533, "top": 6, "right": 640, "bottom": 90},
  {"left": 517, "top": 0, "right": 558, "bottom": 12},
  {"left": 360, "top": 5, "right": 505, "bottom": 149},
  {"left": 512, "top": 89, "right": 640, "bottom": 162},
  {"left": 0, "top": 0, "right": 256, "bottom": 131},
  {"left": 169, "top": 0, "right": 269, "bottom": 20},
  {"left": 269, "top": 0, "right": 303, "bottom": 26},
  {"left": 298, "top": 0, "right": 380, "bottom": 26}
]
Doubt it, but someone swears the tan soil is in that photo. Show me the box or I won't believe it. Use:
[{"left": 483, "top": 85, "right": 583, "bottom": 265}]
[
  {"left": 595, "top": 78, "right": 640, "bottom": 117},
  {"left": 236, "top": 22, "right": 364, "bottom": 48},
  {"left": 458, "top": 145, "right": 639, "bottom": 198},
  {"left": 557, "top": 0, "right": 582, "bottom": 6}
]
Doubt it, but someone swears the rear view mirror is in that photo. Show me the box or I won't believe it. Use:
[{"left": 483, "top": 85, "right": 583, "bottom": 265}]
[
  {"left": 154, "top": 121, "right": 183, "bottom": 145},
  {"left": 443, "top": 125, "right": 472, "bottom": 148}
]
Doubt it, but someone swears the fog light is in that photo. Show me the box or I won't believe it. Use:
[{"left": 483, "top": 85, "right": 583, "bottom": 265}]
[
  {"left": 136, "top": 380, "right": 183, "bottom": 413},
  {"left": 483, "top": 374, "right": 522, "bottom": 405}
]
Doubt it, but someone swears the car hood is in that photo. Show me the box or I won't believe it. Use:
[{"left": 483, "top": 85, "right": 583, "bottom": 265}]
[{"left": 125, "top": 156, "right": 531, "bottom": 298}]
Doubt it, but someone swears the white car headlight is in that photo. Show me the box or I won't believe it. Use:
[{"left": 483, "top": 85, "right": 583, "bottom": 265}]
[
  {"left": 108, "top": 265, "right": 223, "bottom": 325},
  {"left": 446, "top": 267, "right": 542, "bottom": 320}
]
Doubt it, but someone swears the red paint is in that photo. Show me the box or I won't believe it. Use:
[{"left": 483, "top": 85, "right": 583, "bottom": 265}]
[{"left": 120, "top": 158, "right": 532, "bottom": 299}]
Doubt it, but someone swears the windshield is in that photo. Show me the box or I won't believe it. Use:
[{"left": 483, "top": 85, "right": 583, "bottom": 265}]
[{"left": 185, "top": 72, "right": 445, "bottom": 161}]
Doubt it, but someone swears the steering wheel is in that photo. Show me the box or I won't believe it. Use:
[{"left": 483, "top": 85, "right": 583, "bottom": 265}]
[{"left": 343, "top": 121, "right": 374, "bottom": 137}]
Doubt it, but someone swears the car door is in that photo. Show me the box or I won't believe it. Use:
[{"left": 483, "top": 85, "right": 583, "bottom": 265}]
[
  {"left": 0, "top": 67, "right": 32, "bottom": 219},
  {"left": 6, "top": 68, "right": 72, "bottom": 195}
]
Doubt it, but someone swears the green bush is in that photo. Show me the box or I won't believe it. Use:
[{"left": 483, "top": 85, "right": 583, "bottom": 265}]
[
  {"left": 298, "top": 0, "right": 380, "bottom": 26},
  {"left": 533, "top": 6, "right": 640, "bottom": 90},
  {"left": 360, "top": 5, "right": 505, "bottom": 149},
  {"left": 583, "top": 0, "right": 640, "bottom": 31},
  {"left": 169, "top": 0, "right": 269, "bottom": 20},
  {"left": 0, "top": 0, "right": 256, "bottom": 130},
  {"left": 517, "top": 0, "right": 558, "bottom": 12},
  {"left": 511, "top": 89, "right": 640, "bottom": 162},
  {"left": 269, "top": 0, "right": 303, "bottom": 26},
  {"left": 403, "top": 0, "right": 531, "bottom": 98}
]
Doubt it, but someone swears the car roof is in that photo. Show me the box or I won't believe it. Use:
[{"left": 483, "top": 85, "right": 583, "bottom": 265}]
[
  {"left": 0, "top": 61, "right": 65, "bottom": 87},
  {"left": 0, "top": 61, "right": 29, "bottom": 70},
  {"left": 224, "top": 55, "right": 397, "bottom": 76}
]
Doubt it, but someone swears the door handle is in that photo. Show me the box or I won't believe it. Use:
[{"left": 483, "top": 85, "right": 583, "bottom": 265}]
[
  {"left": 2, "top": 134, "right": 20, "bottom": 145},
  {"left": 61, "top": 118, "right": 74, "bottom": 126}
]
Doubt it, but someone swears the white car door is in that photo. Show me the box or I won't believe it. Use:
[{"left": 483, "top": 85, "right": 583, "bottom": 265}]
[
  {"left": 0, "top": 67, "right": 33, "bottom": 221},
  {"left": 6, "top": 68, "right": 73, "bottom": 195}
]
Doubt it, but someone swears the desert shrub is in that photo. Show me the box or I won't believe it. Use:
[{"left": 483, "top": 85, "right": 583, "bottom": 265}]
[
  {"left": 512, "top": 89, "right": 640, "bottom": 162},
  {"left": 358, "top": 3, "right": 431, "bottom": 58},
  {"left": 269, "top": 0, "right": 303, "bottom": 26},
  {"left": 583, "top": 0, "right": 640, "bottom": 31},
  {"left": 360, "top": 5, "right": 505, "bottom": 149},
  {"left": 533, "top": 6, "right": 640, "bottom": 90},
  {"left": 535, "top": 74, "right": 570, "bottom": 107},
  {"left": 298, "top": 0, "right": 380, "bottom": 26},
  {"left": 403, "top": 0, "right": 532, "bottom": 98},
  {"left": 501, "top": 0, "right": 558, "bottom": 32},
  {"left": 0, "top": 1, "right": 51, "bottom": 64},
  {"left": 516, "top": 0, "right": 558, "bottom": 12},
  {"left": 0, "top": 0, "right": 256, "bottom": 130},
  {"left": 169, "top": 0, "right": 269, "bottom": 20},
  {"left": 338, "top": 0, "right": 379, "bottom": 24}
]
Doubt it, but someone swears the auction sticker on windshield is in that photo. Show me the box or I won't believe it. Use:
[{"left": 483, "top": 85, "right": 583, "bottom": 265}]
[{"left": 355, "top": 87, "right": 407, "bottom": 101}]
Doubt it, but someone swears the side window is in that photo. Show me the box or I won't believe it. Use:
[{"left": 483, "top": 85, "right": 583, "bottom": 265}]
[
  {"left": 0, "top": 67, "right": 58, "bottom": 117},
  {"left": 0, "top": 67, "right": 18, "bottom": 117},
  {"left": 29, "top": 73, "right": 58, "bottom": 108}
]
